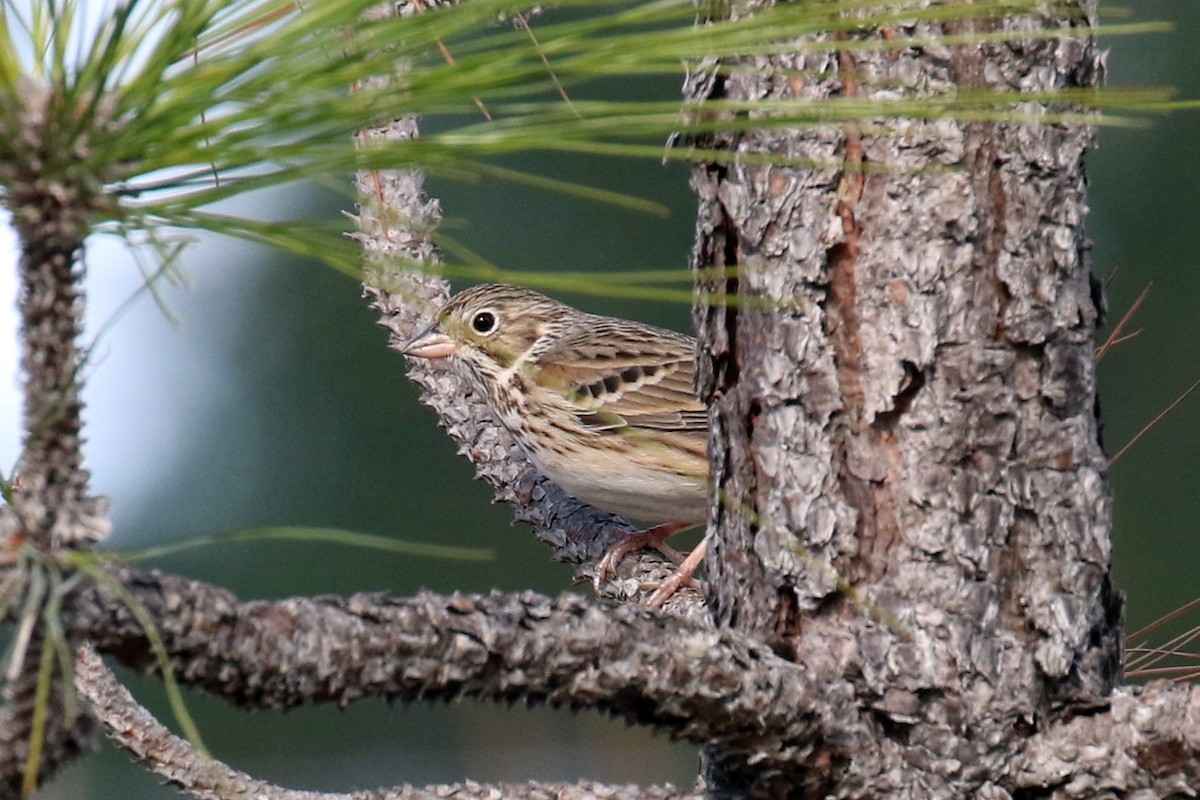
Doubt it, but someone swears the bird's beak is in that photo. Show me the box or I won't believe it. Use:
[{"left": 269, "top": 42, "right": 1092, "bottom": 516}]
[{"left": 402, "top": 324, "right": 458, "bottom": 359}]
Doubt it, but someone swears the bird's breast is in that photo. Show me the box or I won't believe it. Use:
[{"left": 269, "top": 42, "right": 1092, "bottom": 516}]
[{"left": 475, "top": 365, "right": 708, "bottom": 525}]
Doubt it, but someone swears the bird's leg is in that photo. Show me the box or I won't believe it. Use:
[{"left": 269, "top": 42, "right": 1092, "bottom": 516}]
[
  {"left": 646, "top": 533, "right": 709, "bottom": 607},
  {"left": 595, "top": 521, "right": 694, "bottom": 582}
]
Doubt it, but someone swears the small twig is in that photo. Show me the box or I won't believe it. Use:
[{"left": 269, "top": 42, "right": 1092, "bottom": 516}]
[
  {"left": 1127, "top": 594, "right": 1200, "bottom": 643},
  {"left": 410, "top": 0, "right": 493, "bottom": 121},
  {"left": 1096, "top": 283, "right": 1149, "bottom": 362},
  {"left": 1108, "top": 375, "right": 1200, "bottom": 466},
  {"left": 1125, "top": 665, "right": 1200, "bottom": 679},
  {"left": 1127, "top": 645, "right": 1200, "bottom": 660},
  {"left": 1103, "top": 265, "right": 1119, "bottom": 290},
  {"left": 1126, "top": 622, "right": 1200, "bottom": 675},
  {"left": 513, "top": 12, "right": 581, "bottom": 119},
  {"left": 1100, "top": 329, "right": 1141, "bottom": 351},
  {"left": 74, "top": 645, "right": 694, "bottom": 800},
  {"left": 75, "top": 644, "right": 337, "bottom": 800}
]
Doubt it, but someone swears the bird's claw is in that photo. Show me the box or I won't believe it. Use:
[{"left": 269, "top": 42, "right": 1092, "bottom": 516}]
[
  {"left": 595, "top": 522, "right": 692, "bottom": 582},
  {"left": 645, "top": 537, "right": 708, "bottom": 607},
  {"left": 594, "top": 526, "right": 708, "bottom": 607}
]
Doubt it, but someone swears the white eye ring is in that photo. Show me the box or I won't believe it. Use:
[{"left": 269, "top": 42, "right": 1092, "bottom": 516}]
[{"left": 471, "top": 310, "right": 498, "bottom": 335}]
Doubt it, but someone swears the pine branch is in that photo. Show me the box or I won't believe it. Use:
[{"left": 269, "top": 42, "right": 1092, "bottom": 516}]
[{"left": 77, "top": 645, "right": 695, "bottom": 800}]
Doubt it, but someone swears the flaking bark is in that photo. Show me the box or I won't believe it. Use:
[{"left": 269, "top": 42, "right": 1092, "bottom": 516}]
[
  {"left": 65, "top": 565, "right": 812, "bottom": 757},
  {"left": 47, "top": 561, "right": 1200, "bottom": 798},
  {"left": 75, "top": 645, "right": 696, "bottom": 800},
  {"left": 689, "top": 2, "right": 1123, "bottom": 796},
  {"left": 0, "top": 78, "right": 108, "bottom": 798},
  {"left": 6, "top": 2, "right": 1200, "bottom": 798}
]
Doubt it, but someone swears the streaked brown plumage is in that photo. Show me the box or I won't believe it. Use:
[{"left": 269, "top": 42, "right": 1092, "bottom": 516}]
[{"left": 403, "top": 283, "right": 709, "bottom": 602}]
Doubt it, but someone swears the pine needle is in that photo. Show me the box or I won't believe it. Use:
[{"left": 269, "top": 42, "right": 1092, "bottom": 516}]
[
  {"left": 1096, "top": 283, "right": 1150, "bottom": 362},
  {"left": 1109, "top": 375, "right": 1200, "bottom": 466}
]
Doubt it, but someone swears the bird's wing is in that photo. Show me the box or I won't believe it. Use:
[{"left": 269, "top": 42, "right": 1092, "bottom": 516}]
[{"left": 533, "top": 318, "right": 707, "bottom": 434}]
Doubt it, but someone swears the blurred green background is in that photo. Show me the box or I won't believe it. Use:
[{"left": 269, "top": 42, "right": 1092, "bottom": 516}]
[{"left": 12, "top": 3, "right": 1200, "bottom": 796}]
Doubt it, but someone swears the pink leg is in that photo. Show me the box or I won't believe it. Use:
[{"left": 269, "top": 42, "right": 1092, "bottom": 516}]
[
  {"left": 595, "top": 522, "right": 695, "bottom": 582},
  {"left": 647, "top": 534, "right": 709, "bottom": 607}
]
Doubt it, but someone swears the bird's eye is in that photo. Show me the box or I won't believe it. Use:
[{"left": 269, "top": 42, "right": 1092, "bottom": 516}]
[{"left": 471, "top": 310, "right": 498, "bottom": 334}]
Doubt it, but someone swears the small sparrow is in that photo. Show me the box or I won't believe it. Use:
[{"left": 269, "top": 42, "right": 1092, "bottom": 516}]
[{"left": 403, "top": 283, "right": 709, "bottom": 604}]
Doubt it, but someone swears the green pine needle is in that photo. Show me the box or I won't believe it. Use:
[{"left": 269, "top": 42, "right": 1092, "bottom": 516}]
[{"left": 118, "top": 525, "right": 496, "bottom": 563}]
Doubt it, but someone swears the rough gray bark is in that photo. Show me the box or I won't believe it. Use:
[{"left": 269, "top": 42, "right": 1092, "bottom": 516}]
[
  {"left": 0, "top": 79, "right": 108, "bottom": 798},
  {"left": 64, "top": 566, "right": 807, "bottom": 744},
  {"left": 0, "top": 79, "right": 110, "bottom": 552},
  {"left": 5, "top": 2, "right": 1200, "bottom": 799},
  {"left": 44, "top": 562, "right": 1200, "bottom": 798},
  {"left": 688, "top": 2, "right": 1123, "bottom": 796},
  {"left": 74, "top": 645, "right": 697, "bottom": 800}
]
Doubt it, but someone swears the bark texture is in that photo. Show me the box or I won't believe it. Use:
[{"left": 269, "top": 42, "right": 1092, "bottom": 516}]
[
  {"left": 38, "top": 561, "right": 1200, "bottom": 799},
  {"left": 65, "top": 566, "right": 807, "bottom": 745},
  {"left": 0, "top": 78, "right": 108, "bottom": 798},
  {"left": 75, "top": 645, "right": 698, "bottom": 800},
  {"left": 7, "top": 3, "right": 1200, "bottom": 800},
  {"left": 0, "top": 78, "right": 110, "bottom": 551},
  {"left": 688, "top": 2, "right": 1122, "bottom": 796}
]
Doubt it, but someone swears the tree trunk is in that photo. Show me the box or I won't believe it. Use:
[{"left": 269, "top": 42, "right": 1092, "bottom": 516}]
[{"left": 689, "top": 3, "right": 1122, "bottom": 795}]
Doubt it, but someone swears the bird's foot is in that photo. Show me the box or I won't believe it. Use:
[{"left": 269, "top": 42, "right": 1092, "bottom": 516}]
[
  {"left": 595, "top": 522, "right": 693, "bottom": 583},
  {"left": 595, "top": 524, "right": 707, "bottom": 606},
  {"left": 645, "top": 536, "right": 708, "bottom": 607}
]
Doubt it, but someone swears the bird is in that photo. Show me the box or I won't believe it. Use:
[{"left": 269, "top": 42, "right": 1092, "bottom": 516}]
[{"left": 402, "top": 282, "right": 709, "bottom": 605}]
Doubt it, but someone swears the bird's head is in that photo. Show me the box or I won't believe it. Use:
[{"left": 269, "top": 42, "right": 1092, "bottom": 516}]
[{"left": 403, "top": 283, "right": 568, "bottom": 380}]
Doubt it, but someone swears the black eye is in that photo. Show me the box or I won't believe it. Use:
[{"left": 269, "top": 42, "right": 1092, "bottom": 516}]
[{"left": 471, "top": 310, "right": 497, "bottom": 334}]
